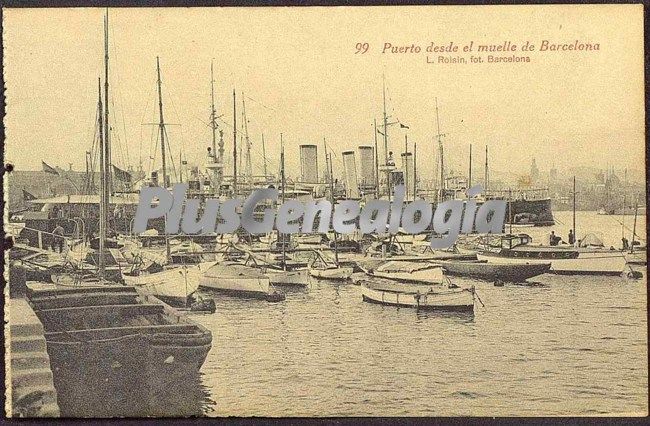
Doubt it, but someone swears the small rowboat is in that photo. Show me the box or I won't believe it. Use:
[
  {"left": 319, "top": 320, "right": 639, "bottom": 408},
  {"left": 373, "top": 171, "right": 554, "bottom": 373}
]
[
  {"left": 437, "top": 260, "right": 551, "bottom": 282},
  {"left": 360, "top": 280, "right": 475, "bottom": 312},
  {"left": 309, "top": 266, "right": 354, "bottom": 280}
]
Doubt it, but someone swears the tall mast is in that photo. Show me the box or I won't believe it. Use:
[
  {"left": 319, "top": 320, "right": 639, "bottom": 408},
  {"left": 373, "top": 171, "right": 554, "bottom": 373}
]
[
  {"left": 413, "top": 141, "right": 417, "bottom": 199},
  {"left": 468, "top": 144, "right": 472, "bottom": 188},
  {"left": 156, "top": 57, "right": 171, "bottom": 261},
  {"left": 280, "top": 135, "right": 286, "bottom": 270},
  {"left": 242, "top": 94, "right": 252, "bottom": 180},
  {"left": 404, "top": 133, "right": 409, "bottom": 199},
  {"left": 382, "top": 74, "right": 388, "bottom": 164},
  {"left": 622, "top": 168, "right": 627, "bottom": 240},
  {"left": 280, "top": 134, "right": 286, "bottom": 202},
  {"left": 323, "top": 137, "right": 328, "bottom": 184},
  {"left": 328, "top": 153, "right": 339, "bottom": 265},
  {"left": 484, "top": 145, "right": 489, "bottom": 192},
  {"left": 435, "top": 97, "right": 444, "bottom": 202},
  {"left": 261, "top": 133, "right": 268, "bottom": 178},
  {"left": 373, "top": 118, "right": 379, "bottom": 197},
  {"left": 631, "top": 198, "right": 638, "bottom": 252},
  {"left": 572, "top": 176, "right": 577, "bottom": 245},
  {"left": 156, "top": 57, "right": 168, "bottom": 190},
  {"left": 104, "top": 10, "right": 112, "bottom": 197},
  {"left": 382, "top": 75, "right": 392, "bottom": 202},
  {"left": 210, "top": 61, "right": 217, "bottom": 157},
  {"left": 233, "top": 90, "right": 237, "bottom": 194},
  {"left": 97, "top": 78, "right": 106, "bottom": 278}
]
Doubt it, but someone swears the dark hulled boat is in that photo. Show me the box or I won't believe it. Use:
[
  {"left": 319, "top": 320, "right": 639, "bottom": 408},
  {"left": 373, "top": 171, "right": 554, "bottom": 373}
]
[
  {"left": 437, "top": 259, "right": 551, "bottom": 282},
  {"left": 26, "top": 283, "right": 212, "bottom": 417}
]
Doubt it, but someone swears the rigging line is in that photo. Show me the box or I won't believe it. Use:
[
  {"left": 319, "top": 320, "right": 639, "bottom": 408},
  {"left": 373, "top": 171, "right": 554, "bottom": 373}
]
[
  {"left": 138, "top": 90, "right": 155, "bottom": 169},
  {"left": 244, "top": 95, "right": 276, "bottom": 112},
  {"left": 108, "top": 23, "right": 131, "bottom": 168},
  {"left": 162, "top": 125, "right": 178, "bottom": 182},
  {"left": 147, "top": 93, "right": 160, "bottom": 175},
  {"left": 165, "top": 88, "right": 187, "bottom": 169},
  {"left": 149, "top": 131, "right": 160, "bottom": 175}
]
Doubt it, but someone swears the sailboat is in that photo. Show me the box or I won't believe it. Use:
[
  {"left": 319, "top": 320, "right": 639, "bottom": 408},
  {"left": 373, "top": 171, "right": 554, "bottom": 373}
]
[
  {"left": 261, "top": 137, "right": 309, "bottom": 287},
  {"left": 308, "top": 152, "right": 353, "bottom": 280},
  {"left": 121, "top": 57, "right": 216, "bottom": 307}
]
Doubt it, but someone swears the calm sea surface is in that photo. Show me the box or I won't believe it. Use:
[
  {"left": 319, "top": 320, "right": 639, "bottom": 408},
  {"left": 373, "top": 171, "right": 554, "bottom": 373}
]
[{"left": 188, "top": 211, "right": 647, "bottom": 416}]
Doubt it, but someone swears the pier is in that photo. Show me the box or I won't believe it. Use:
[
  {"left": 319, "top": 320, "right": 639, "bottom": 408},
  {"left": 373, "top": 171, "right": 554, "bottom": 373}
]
[{"left": 7, "top": 266, "right": 60, "bottom": 417}]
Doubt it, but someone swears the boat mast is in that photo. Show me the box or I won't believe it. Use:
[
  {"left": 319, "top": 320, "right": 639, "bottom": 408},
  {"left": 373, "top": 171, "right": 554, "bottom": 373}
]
[
  {"left": 156, "top": 57, "right": 168, "bottom": 190},
  {"left": 622, "top": 168, "right": 627, "bottom": 240},
  {"left": 242, "top": 94, "right": 252, "bottom": 181},
  {"left": 484, "top": 145, "right": 489, "bottom": 192},
  {"left": 413, "top": 141, "right": 417, "bottom": 199},
  {"left": 104, "top": 10, "right": 112, "bottom": 198},
  {"left": 382, "top": 75, "right": 391, "bottom": 202},
  {"left": 280, "top": 134, "right": 286, "bottom": 270},
  {"left": 323, "top": 137, "right": 328, "bottom": 185},
  {"left": 508, "top": 188, "right": 513, "bottom": 234},
  {"left": 631, "top": 198, "right": 638, "bottom": 252},
  {"left": 572, "top": 176, "right": 577, "bottom": 245},
  {"left": 382, "top": 75, "right": 388, "bottom": 164},
  {"left": 373, "top": 118, "right": 379, "bottom": 197},
  {"left": 97, "top": 78, "right": 106, "bottom": 279},
  {"left": 261, "top": 133, "right": 268, "bottom": 178},
  {"left": 210, "top": 61, "right": 217, "bottom": 155},
  {"left": 328, "top": 152, "right": 339, "bottom": 265},
  {"left": 233, "top": 90, "right": 237, "bottom": 194},
  {"left": 468, "top": 144, "right": 472, "bottom": 188},
  {"left": 210, "top": 64, "right": 224, "bottom": 194},
  {"left": 404, "top": 133, "right": 408, "bottom": 199},
  {"left": 435, "top": 97, "right": 444, "bottom": 202},
  {"left": 156, "top": 57, "right": 171, "bottom": 261}
]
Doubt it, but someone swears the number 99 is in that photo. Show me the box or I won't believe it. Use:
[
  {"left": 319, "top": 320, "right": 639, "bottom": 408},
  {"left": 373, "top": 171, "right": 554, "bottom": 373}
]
[{"left": 355, "top": 43, "right": 369, "bottom": 54}]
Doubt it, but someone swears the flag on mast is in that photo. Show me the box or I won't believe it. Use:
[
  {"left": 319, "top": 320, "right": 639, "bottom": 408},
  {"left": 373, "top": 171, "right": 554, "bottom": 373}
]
[
  {"left": 42, "top": 161, "right": 59, "bottom": 175},
  {"left": 112, "top": 165, "right": 132, "bottom": 183}
]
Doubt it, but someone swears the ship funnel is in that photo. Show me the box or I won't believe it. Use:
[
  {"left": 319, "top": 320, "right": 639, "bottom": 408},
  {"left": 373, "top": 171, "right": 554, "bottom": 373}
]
[
  {"left": 401, "top": 152, "right": 415, "bottom": 199},
  {"left": 358, "top": 145, "right": 375, "bottom": 187},
  {"left": 342, "top": 150, "right": 360, "bottom": 199},
  {"left": 299, "top": 144, "right": 319, "bottom": 183}
]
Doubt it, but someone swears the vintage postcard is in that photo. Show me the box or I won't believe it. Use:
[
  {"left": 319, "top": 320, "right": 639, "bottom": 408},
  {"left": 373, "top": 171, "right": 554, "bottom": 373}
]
[{"left": 3, "top": 4, "right": 646, "bottom": 417}]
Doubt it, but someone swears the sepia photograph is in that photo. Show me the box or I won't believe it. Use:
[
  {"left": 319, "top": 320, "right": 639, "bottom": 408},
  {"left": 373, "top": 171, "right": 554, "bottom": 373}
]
[{"left": 2, "top": 4, "right": 647, "bottom": 417}]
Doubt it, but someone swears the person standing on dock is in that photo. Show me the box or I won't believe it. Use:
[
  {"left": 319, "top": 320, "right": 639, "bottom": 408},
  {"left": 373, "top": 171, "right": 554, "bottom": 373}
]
[{"left": 568, "top": 229, "right": 575, "bottom": 245}]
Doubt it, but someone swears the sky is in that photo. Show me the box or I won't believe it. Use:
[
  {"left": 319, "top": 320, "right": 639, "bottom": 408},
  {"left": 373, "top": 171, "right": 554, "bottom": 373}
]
[{"left": 3, "top": 5, "right": 645, "bottom": 183}]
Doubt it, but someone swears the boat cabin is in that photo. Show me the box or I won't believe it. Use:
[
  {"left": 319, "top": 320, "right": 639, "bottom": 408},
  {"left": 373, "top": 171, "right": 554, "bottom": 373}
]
[{"left": 499, "top": 234, "right": 533, "bottom": 249}]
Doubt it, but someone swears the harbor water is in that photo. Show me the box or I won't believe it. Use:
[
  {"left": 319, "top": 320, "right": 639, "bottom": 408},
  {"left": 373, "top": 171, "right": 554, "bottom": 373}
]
[{"left": 179, "top": 211, "right": 648, "bottom": 416}]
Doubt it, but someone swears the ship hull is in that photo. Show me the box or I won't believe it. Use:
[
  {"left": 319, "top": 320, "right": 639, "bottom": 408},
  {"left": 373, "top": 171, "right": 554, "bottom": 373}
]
[
  {"left": 199, "top": 262, "right": 271, "bottom": 298},
  {"left": 45, "top": 333, "right": 211, "bottom": 417},
  {"left": 265, "top": 268, "right": 310, "bottom": 286},
  {"left": 477, "top": 250, "right": 626, "bottom": 275}
]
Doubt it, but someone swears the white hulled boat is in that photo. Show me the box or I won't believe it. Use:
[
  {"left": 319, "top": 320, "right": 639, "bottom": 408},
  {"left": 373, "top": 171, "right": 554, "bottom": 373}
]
[
  {"left": 360, "top": 279, "right": 475, "bottom": 312},
  {"left": 200, "top": 261, "right": 284, "bottom": 300}
]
